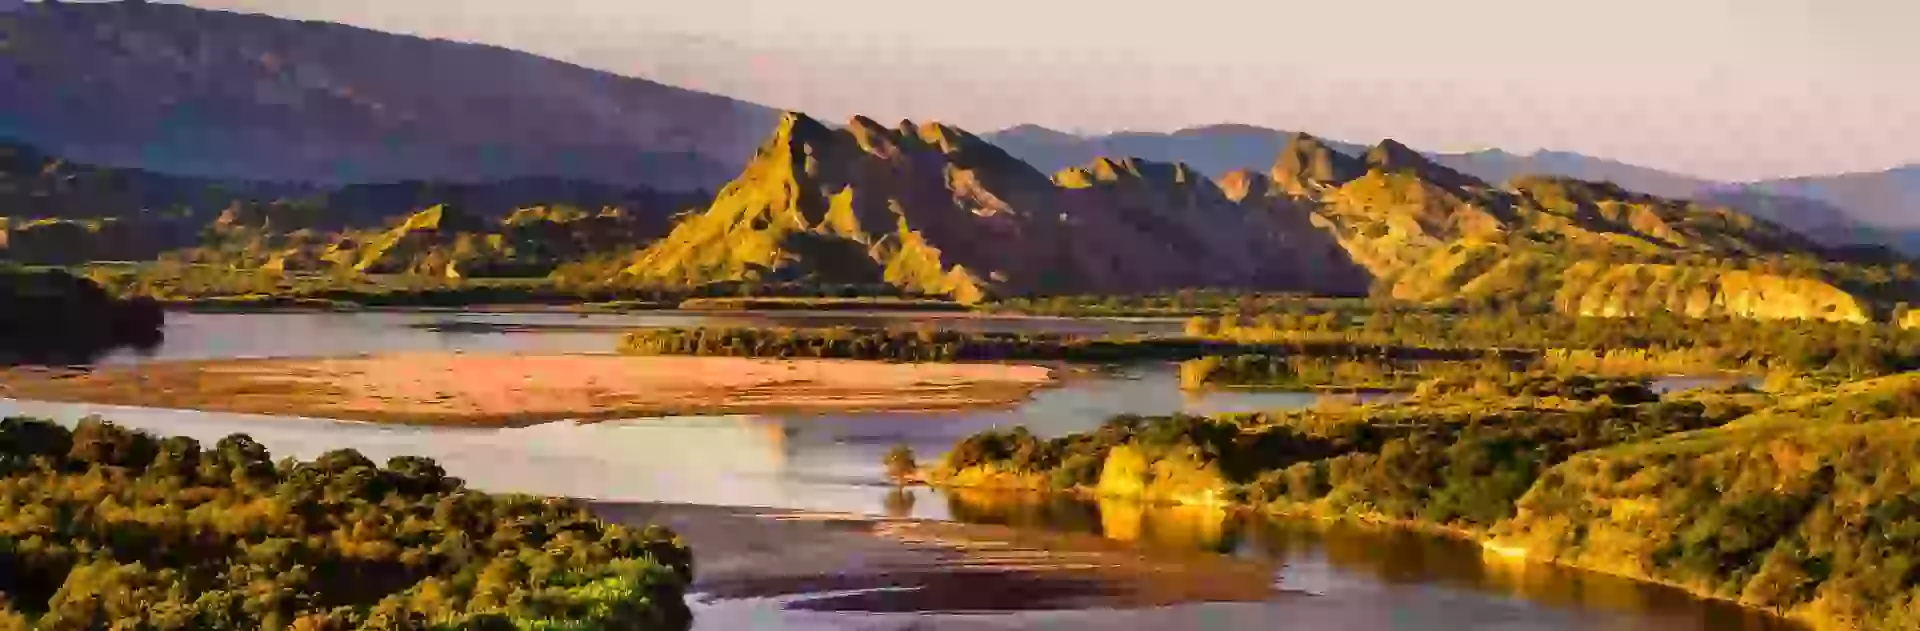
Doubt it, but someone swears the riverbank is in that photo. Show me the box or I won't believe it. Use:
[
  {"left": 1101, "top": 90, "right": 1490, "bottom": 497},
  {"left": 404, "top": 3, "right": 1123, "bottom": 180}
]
[{"left": 0, "top": 353, "right": 1057, "bottom": 426}]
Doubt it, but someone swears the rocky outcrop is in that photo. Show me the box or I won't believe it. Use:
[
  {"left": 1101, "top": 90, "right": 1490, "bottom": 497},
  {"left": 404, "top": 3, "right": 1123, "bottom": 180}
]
[
  {"left": 1269, "top": 133, "right": 1364, "bottom": 196},
  {"left": 1554, "top": 262, "right": 1871, "bottom": 323},
  {"left": 622, "top": 113, "right": 1369, "bottom": 301}
]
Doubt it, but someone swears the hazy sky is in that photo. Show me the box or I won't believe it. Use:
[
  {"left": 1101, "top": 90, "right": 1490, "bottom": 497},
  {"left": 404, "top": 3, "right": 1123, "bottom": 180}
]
[{"left": 175, "top": 0, "right": 1919, "bottom": 181}]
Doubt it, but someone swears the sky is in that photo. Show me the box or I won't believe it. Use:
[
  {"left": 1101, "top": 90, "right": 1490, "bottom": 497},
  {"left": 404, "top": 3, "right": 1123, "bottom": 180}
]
[{"left": 172, "top": 0, "right": 1920, "bottom": 181}]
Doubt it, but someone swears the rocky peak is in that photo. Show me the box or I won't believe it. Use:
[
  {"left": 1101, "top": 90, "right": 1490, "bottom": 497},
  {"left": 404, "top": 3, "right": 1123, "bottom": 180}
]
[
  {"left": 1216, "top": 169, "right": 1272, "bottom": 203},
  {"left": 1053, "top": 157, "right": 1208, "bottom": 192},
  {"left": 1270, "top": 133, "right": 1364, "bottom": 195},
  {"left": 1363, "top": 139, "right": 1486, "bottom": 191},
  {"left": 394, "top": 204, "right": 483, "bottom": 234},
  {"left": 765, "top": 112, "right": 840, "bottom": 154}
]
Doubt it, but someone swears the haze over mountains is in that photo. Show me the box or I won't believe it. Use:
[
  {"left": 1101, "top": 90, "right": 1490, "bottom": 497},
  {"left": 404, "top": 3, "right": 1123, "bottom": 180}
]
[
  {"left": 0, "top": 1, "right": 776, "bottom": 190},
  {"left": 6, "top": 1, "right": 1913, "bottom": 251},
  {"left": 3, "top": 0, "right": 1919, "bottom": 320},
  {"left": 984, "top": 125, "right": 1920, "bottom": 253}
]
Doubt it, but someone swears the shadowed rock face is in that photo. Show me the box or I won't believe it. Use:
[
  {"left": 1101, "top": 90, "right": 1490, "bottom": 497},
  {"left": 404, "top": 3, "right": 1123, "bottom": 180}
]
[
  {"left": 1270, "top": 133, "right": 1366, "bottom": 196},
  {"left": 622, "top": 113, "right": 1372, "bottom": 301},
  {"left": 0, "top": 2, "right": 775, "bottom": 190}
]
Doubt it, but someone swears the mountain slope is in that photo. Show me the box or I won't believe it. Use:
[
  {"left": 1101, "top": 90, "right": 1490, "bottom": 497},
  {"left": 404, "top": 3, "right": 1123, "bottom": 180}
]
[
  {"left": 0, "top": 1, "right": 776, "bottom": 190},
  {"left": 1747, "top": 165, "right": 1920, "bottom": 230},
  {"left": 1283, "top": 137, "right": 1906, "bottom": 323},
  {"left": 1434, "top": 150, "right": 1920, "bottom": 254},
  {"left": 0, "top": 138, "right": 703, "bottom": 265},
  {"left": 1429, "top": 149, "right": 1714, "bottom": 200},
  {"left": 622, "top": 113, "right": 1369, "bottom": 301},
  {"left": 993, "top": 126, "right": 1920, "bottom": 256}
]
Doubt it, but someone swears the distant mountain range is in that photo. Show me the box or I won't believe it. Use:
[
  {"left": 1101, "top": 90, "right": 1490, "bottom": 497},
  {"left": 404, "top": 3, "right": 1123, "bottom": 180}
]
[
  {"left": 987, "top": 125, "right": 1920, "bottom": 253},
  {"left": 0, "top": 1, "right": 776, "bottom": 190},
  {"left": 621, "top": 111, "right": 1916, "bottom": 324},
  {"left": 4, "top": 0, "right": 1915, "bottom": 271}
]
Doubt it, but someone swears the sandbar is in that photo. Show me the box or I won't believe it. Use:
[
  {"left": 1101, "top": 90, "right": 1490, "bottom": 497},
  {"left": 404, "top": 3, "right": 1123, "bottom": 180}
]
[{"left": 0, "top": 353, "right": 1056, "bottom": 426}]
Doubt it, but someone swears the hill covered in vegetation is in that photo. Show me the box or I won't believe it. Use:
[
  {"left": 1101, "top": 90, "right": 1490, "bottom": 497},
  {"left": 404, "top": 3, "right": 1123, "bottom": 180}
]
[
  {"left": 0, "top": 137, "right": 705, "bottom": 267},
  {"left": 926, "top": 370, "right": 1920, "bottom": 631},
  {"left": 0, "top": 417, "right": 694, "bottom": 630},
  {"left": 1255, "top": 135, "right": 1917, "bottom": 323},
  {"left": 176, "top": 202, "right": 673, "bottom": 280},
  {"left": 0, "top": 266, "right": 162, "bottom": 364}
]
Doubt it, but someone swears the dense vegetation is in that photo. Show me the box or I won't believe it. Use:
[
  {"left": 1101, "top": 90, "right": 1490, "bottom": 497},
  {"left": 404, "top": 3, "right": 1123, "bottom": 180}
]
[
  {"left": 929, "top": 372, "right": 1920, "bottom": 630},
  {"left": 78, "top": 261, "right": 941, "bottom": 310},
  {"left": 980, "top": 291, "right": 1377, "bottom": 318},
  {"left": 617, "top": 326, "right": 1523, "bottom": 365},
  {"left": 0, "top": 417, "right": 694, "bottom": 631},
  {"left": 0, "top": 266, "right": 163, "bottom": 363},
  {"left": 1176, "top": 354, "right": 1525, "bottom": 391},
  {"left": 1192, "top": 308, "right": 1920, "bottom": 376}
]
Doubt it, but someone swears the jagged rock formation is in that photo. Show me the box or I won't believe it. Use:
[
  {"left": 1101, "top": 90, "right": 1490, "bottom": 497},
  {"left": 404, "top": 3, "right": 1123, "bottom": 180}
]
[
  {"left": 1900, "top": 309, "right": 1920, "bottom": 330},
  {"left": 620, "top": 112, "right": 1913, "bottom": 320},
  {"left": 1269, "top": 133, "right": 1364, "bottom": 197},
  {"left": 622, "top": 113, "right": 1368, "bottom": 302},
  {"left": 1553, "top": 262, "right": 1870, "bottom": 323}
]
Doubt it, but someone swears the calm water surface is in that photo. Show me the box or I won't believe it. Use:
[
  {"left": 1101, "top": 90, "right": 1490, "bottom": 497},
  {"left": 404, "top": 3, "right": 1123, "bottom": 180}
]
[{"left": 6, "top": 310, "right": 1799, "bottom": 630}]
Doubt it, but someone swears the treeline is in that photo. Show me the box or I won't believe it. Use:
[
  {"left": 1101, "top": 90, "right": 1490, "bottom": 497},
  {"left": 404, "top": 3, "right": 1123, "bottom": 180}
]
[
  {"left": 0, "top": 267, "right": 163, "bottom": 364},
  {"left": 84, "top": 263, "right": 945, "bottom": 309},
  {"left": 982, "top": 291, "right": 1379, "bottom": 318},
  {"left": 0, "top": 417, "right": 693, "bottom": 631},
  {"left": 935, "top": 375, "right": 1707, "bottom": 529},
  {"left": 1177, "top": 354, "right": 1530, "bottom": 391},
  {"left": 617, "top": 326, "right": 1534, "bottom": 365},
  {"left": 1192, "top": 308, "right": 1920, "bottom": 375}
]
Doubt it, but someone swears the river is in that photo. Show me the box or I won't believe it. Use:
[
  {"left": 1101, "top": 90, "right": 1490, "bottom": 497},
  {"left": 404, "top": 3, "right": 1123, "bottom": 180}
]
[{"left": 0, "top": 310, "right": 1793, "bottom": 630}]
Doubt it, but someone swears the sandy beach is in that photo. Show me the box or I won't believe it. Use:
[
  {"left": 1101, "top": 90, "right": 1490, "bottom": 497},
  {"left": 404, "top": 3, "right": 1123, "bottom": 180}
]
[{"left": 0, "top": 353, "right": 1056, "bottom": 426}]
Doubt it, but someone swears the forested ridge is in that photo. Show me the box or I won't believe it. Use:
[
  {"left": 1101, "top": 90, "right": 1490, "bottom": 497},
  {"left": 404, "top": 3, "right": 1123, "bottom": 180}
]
[{"left": 0, "top": 418, "right": 694, "bottom": 631}]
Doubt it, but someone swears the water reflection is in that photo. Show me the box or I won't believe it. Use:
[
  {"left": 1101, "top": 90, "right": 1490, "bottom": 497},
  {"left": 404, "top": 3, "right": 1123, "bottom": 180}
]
[
  {"left": 935, "top": 489, "right": 1804, "bottom": 631},
  {"left": 0, "top": 360, "right": 1334, "bottom": 517},
  {"left": 881, "top": 487, "right": 917, "bottom": 518}
]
